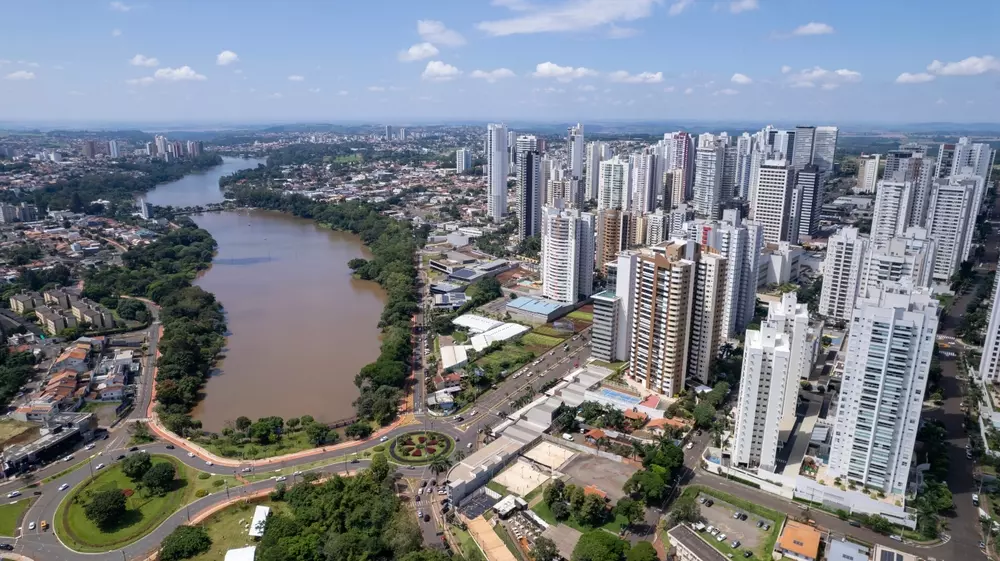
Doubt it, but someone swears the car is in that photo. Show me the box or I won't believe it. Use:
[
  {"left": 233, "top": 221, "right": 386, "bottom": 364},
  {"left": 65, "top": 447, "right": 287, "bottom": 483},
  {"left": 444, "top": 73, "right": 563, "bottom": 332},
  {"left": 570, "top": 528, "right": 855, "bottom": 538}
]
[
  {"left": 705, "top": 500, "right": 714, "bottom": 507},
  {"left": 95, "top": 463, "right": 105, "bottom": 470},
  {"left": 58, "top": 483, "right": 70, "bottom": 491},
  {"left": 6, "top": 491, "right": 19, "bottom": 499},
  {"left": 467, "top": 442, "right": 473, "bottom": 449},
  {"left": 421, "top": 481, "right": 428, "bottom": 488},
  {"left": 351, "top": 458, "right": 360, "bottom": 464},
  {"left": 241, "top": 467, "right": 252, "bottom": 473},
  {"left": 708, "top": 527, "right": 719, "bottom": 536},
  {"left": 889, "top": 535, "right": 902, "bottom": 542},
  {"left": 380, "top": 436, "right": 389, "bottom": 442},
  {"left": 442, "top": 505, "right": 450, "bottom": 514},
  {"left": 85, "top": 443, "right": 96, "bottom": 450},
  {"left": 743, "top": 552, "right": 753, "bottom": 558},
  {"left": 418, "top": 511, "right": 423, "bottom": 518},
  {"left": 63, "top": 455, "right": 74, "bottom": 462},
  {"left": 424, "top": 514, "right": 431, "bottom": 522},
  {"left": 762, "top": 524, "right": 770, "bottom": 531},
  {"left": 739, "top": 513, "right": 748, "bottom": 521},
  {"left": 686, "top": 442, "right": 694, "bottom": 450},
  {"left": 27, "top": 522, "right": 35, "bottom": 531},
  {"left": 275, "top": 476, "right": 287, "bottom": 482},
  {"left": 293, "top": 471, "right": 302, "bottom": 476},
  {"left": 187, "top": 452, "right": 195, "bottom": 458},
  {"left": 0, "top": 544, "right": 13, "bottom": 551},
  {"left": 731, "top": 540, "right": 741, "bottom": 549},
  {"left": 973, "top": 493, "right": 981, "bottom": 506},
  {"left": 717, "top": 534, "right": 727, "bottom": 542},
  {"left": 165, "top": 445, "right": 175, "bottom": 450},
  {"left": 31, "top": 491, "right": 41, "bottom": 496},
  {"left": 470, "top": 410, "right": 478, "bottom": 416},
  {"left": 980, "top": 542, "right": 987, "bottom": 549},
  {"left": 848, "top": 520, "right": 861, "bottom": 528},
  {"left": 415, "top": 495, "right": 421, "bottom": 503},
  {"left": 733, "top": 512, "right": 742, "bottom": 519},
  {"left": 205, "top": 461, "right": 213, "bottom": 466},
  {"left": 455, "top": 416, "right": 464, "bottom": 422},
  {"left": 116, "top": 454, "right": 126, "bottom": 461},
  {"left": 698, "top": 497, "right": 707, "bottom": 504},
  {"left": 39, "top": 521, "right": 47, "bottom": 531},
  {"left": 129, "top": 447, "right": 138, "bottom": 452}
]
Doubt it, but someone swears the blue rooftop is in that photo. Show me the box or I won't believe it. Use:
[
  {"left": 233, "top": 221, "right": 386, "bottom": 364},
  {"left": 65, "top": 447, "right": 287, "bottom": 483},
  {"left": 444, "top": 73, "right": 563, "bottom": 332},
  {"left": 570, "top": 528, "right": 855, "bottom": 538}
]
[
  {"left": 507, "top": 297, "right": 564, "bottom": 315},
  {"left": 450, "top": 268, "right": 478, "bottom": 280},
  {"left": 593, "top": 290, "right": 617, "bottom": 299}
]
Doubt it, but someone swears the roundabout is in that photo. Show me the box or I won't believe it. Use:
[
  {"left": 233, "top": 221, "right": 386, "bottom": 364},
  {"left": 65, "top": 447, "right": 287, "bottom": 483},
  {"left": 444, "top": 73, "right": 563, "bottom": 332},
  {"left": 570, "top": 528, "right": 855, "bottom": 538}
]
[{"left": 388, "top": 430, "right": 455, "bottom": 465}]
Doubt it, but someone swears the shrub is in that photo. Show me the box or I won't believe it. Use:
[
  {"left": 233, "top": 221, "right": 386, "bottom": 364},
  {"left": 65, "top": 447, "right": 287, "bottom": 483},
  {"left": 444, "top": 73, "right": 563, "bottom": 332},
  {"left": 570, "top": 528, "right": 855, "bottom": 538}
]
[
  {"left": 198, "top": 472, "right": 211, "bottom": 480},
  {"left": 373, "top": 445, "right": 386, "bottom": 452},
  {"left": 212, "top": 479, "right": 225, "bottom": 487},
  {"left": 194, "top": 489, "right": 208, "bottom": 498}
]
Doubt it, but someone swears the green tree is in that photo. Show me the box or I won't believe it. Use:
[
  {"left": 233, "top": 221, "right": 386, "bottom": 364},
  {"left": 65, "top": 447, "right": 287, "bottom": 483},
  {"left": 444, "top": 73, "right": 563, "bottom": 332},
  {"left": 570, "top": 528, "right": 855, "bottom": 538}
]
[
  {"left": 623, "top": 470, "right": 667, "bottom": 505},
  {"left": 625, "top": 542, "right": 659, "bottom": 561},
  {"left": 235, "top": 416, "right": 252, "bottom": 432},
  {"left": 552, "top": 501, "right": 571, "bottom": 521},
  {"left": 693, "top": 403, "right": 716, "bottom": 428},
  {"left": 345, "top": 421, "right": 373, "bottom": 439},
  {"left": 429, "top": 456, "right": 452, "bottom": 476},
  {"left": 386, "top": 510, "right": 424, "bottom": 557},
  {"left": 668, "top": 494, "right": 701, "bottom": 525},
  {"left": 615, "top": 497, "right": 645, "bottom": 527},
  {"left": 287, "top": 417, "right": 301, "bottom": 430},
  {"left": 399, "top": 551, "right": 454, "bottom": 561},
  {"left": 141, "top": 461, "right": 176, "bottom": 495},
  {"left": 84, "top": 489, "right": 127, "bottom": 530},
  {"left": 305, "top": 422, "right": 332, "bottom": 446},
  {"left": 369, "top": 452, "right": 391, "bottom": 483},
  {"left": 572, "top": 530, "right": 630, "bottom": 561},
  {"left": 578, "top": 493, "right": 609, "bottom": 527},
  {"left": 159, "top": 525, "right": 212, "bottom": 561},
  {"left": 122, "top": 452, "right": 153, "bottom": 482},
  {"left": 532, "top": 536, "right": 560, "bottom": 561},
  {"left": 864, "top": 514, "right": 893, "bottom": 535},
  {"left": 544, "top": 479, "right": 566, "bottom": 506}
]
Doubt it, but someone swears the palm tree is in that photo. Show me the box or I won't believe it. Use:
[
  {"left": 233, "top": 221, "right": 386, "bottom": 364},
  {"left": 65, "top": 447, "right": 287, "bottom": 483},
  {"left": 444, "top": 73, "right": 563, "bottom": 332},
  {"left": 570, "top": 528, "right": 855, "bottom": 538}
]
[
  {"left": 630, "top": 440, "right": 645, "bottom": 461},
  {"left": 429, "top": 456, "right": 452, "bottom": 476},
  {"left": 453, "top": 450, "right": 466, "bottom": 462}
]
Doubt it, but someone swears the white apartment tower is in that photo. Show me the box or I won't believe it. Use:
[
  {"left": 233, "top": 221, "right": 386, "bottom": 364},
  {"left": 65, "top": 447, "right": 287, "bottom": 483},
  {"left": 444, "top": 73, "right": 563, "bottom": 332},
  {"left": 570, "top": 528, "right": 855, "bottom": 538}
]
[
  {"left": 871, "top": 180, "right": 913, "bottom": 245},
  {"left": 818, "top": 227, "right": 868, "bottom": 321},
  {"left": 856, "top": 154, "right": 880, "bottom": 194},
  {"left": 693, "top": 138, "right": 725, "bottom": 219},
  {"left": 108, "top": 140, "right": 120, "bottom": 158},
  {"left": 630, "top": 152, "right": 658, "bottom": 213},
  {"left": 541, "top": 206, "right": 595, "bottom": 304},
  {"left": 735, "top": 133, "right": 754, "bottom": 199},
  {"left": 925, "top": 175, "right": 983, "bottom": 281},
  {"left": 860, "top": 227, "right": 935, "bottom": 294},
  {"left": 598, "top": 156, "right": 631, "bottom": 211},
  {"left": 790, "top": 165, "right": 821, "bottom": 243},
  {"left": 584, "top": 141, "right": 606, "bottom": 201},
  {"left": 687, "top": 252, "right": 728, "bottom": 385},
  {"left": 732, "top": 293, "right": 811, "bottom": 472},
  {"left": 456, "top": 148, "right": 471, "bottom": 173},
  {"left": 750, "top": 160, "right": 794, "bottom": 244},
  {"left": 486, "top": 124, "right": 509, "bottom": 222},
  {"left": 828, "top": 282, "right": 939, "bottom": 495},
  {"left": 979, "top": 275, "right": 1000, "bottom": 383}
]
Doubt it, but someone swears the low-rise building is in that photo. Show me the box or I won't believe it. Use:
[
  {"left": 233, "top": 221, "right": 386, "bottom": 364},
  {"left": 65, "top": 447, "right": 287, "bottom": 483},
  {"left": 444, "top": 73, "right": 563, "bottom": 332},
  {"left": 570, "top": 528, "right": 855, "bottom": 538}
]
[
  {"left": 10, "top": 292, "right": 41, "bottom": 314},
  {"left": 36, "top": 306, "right": 78, "bottom": 336},
  {"left": 668, "top": 524, "right": 728, "bottom": 561},
  {"left": 775, "top": 521, "right": 822, "bottom": 561}
]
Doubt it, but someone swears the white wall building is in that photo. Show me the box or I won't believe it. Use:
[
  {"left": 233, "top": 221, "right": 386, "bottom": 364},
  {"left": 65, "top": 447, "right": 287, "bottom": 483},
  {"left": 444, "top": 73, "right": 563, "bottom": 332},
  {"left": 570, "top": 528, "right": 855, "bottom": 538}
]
[
  {"left": 694, "top": 139, "right": 725, "bottom": 219},
  {"left": 598, "top": 156, "right": 631, "bottom": 211},
  {"left": 856, "top": 154, "right": 880, "bottom": 194},
  {"left": 860, "top": 227, "right": 935, "bottom": 294},
  {"left": 827, "top": 282, "right": 938, "bottom": 495},
  {"left": 584, "top": 141, "right": 606, "bottom": 201},
  {"left": 925, "top": 175, "right": 982, "bottom": 281},
  {"left": 486, "top": 123, "right": 509, "bottom": 223},
  {"left": 818, "top": 227, "right": 868, "bottom": 321},
  {"left": 871, "top": 180, "right": 913, "bottom": 245},
  {"left": 979, "top": 275, "right": 1000, "bottom": 383},
  {"left": 456, "top": 148, "right": 471, "bottom": 174},
  {"left": 541, "top": 206, "right": 595, "bottom": 304},
  {"left": 630, "top": 152, "right": 658, "bottom": 213},
  {"left": 750, "top": 160, "right": 794, "bottom": 244}
]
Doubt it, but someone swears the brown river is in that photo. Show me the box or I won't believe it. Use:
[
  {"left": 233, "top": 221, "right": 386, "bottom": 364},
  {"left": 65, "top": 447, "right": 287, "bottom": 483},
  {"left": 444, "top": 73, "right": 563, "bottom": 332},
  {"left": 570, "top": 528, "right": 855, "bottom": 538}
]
[{"left": 145, "top": 158, "right": 385, "bottom": 431}]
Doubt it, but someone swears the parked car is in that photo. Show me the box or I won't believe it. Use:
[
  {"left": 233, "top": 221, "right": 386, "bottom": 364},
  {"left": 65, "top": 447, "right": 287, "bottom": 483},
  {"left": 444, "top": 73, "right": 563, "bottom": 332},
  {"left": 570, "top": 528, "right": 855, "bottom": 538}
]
[
  {"left": 686, "top": 442, "right": 694, "bottom": 450},
  {"left": 849, "top": 520, "right": 861, "bottom": 528},
  {"left": 889, "top": 535, "right": 903, "bottom": 542},
  {"left": 424, "top": 514, "right": 430, "bottom": 522},
  {"left": 187, "top": 452, "right": 195, "bottom": 458},
  {"left": 756, "top": 521, "right": 764, "bottom": 528},
  {"left": 733, "top": 512, "right": 742, "bottom": 519},
  {"left": 973, "top": 493, "right": 980, "bottom": 506},
  {"left": 275, "top": 476, "right": 287, "bottom": 482},
  {"left": 705, "top": 499, "right": 714, "bottom": 507},
  {"left": 717, "top": 533, "right": 727, "bottom": 542},
  {"left": 63, "top": 455, "right": 74, "bottom": 462},
  {"left": 116, "top": 455, "right": 126, "bottom": 461},
  {"left": 743, "top": 551, "right": 753, "bottom": 558},
  {"left": 0, "top": 544, "right": 13, "bottom": 551},
  {"left": 129, "top": 447, "right": 138, "bottom": 452},
  {"left": 699, "top": 497, "right": 707, "bottom": 504},
  {"left": 731, "top": 540, "right": 741, "bottom": 549},
  {"left": 85, "top": 443, "right": 95, "bottom": 450}
]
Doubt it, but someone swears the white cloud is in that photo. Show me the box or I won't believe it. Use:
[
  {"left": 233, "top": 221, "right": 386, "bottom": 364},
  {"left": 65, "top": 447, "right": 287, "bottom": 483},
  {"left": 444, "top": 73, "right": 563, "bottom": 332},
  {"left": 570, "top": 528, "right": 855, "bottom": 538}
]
[
  {"left": 338, "top": 90, "right": 349, "bottom": 96},
  {"left": 288, "top": 75, "right": 305, "bottom": 81},
  {"left": 367, "top": 86, "right": 386, "bottom": 92},
  {"left": 155, "top": 66, "right": 206, "bottom": 81},
  {"left": 422, "top": 60, "right": 461, "bottom": 81},
  {"left": 786, "top": 66, "right": 861, "bottom": 89},
  {"left": 417, "top": 20, "right": 465, "bottom": 46},
  {"left": 669, "top": 0, "right": 694, "bottom": 16},
  {"left": 729, "top": 0, "right": 758, "bottom": 13},
  {"left": 69, "top": 90, "right": 84, "bottom": 96},
  {"left": 608, "top": 25, "right": 639, "bottom": 38},
  {"left": 608, "top": 70, "right": 663, "bottom": 83},
  {"left": 714, "top": 88, "right": 739, "bottom": 96},
  {"left": 792, "top": 22, "right": 834, "bottom": 36},
  {"left": 664, "top": 86, "right": 676, "bottom": 93},
  {"left": 125, "top": 77, "right": 154, "bottom": 86},
  {"left": 579, "top": 84, "right": 597, "bottom": 91},
  {"left": 129, "top": 54, "right": 159, "bottom": 67},
  {"left": 266, "top": 93, "right": 283, "bottom": 99},
  {"left": 780, "top": 65, "right": 791, "bottom": 74},
  {"left": 895, "top": 72, "right": 936, "bottom": 84},
  {"left": 478, "top": 0, "right": 660, "bottom": 35},
  {"left": 216, "top": 50, "right": 239, "bottom": 66},
  {"left": 111, "top": 28, "right": 122, "bottom": 37},
  {"left": 398, "top": 42, "right": 439, "bottom": 62},
  {"left": 492, "top": 0, "right": 533, "bottom": 10},
  {"left": 308, "top": 87, "right": 321, "bottom": 93},
  {"left": 730, "top": 73, "right": 752, "bottom": 84},
  {"left": 684, "top": 87, "right": 694, "bottom": 94},
  {"left": 533, "top": 61, "right": 598, "bottom": 81},
  {"left": 936, "top": 98, "right": 947, "bottom": 105},
  {"left": 109, "top": 1, "right": 131, "bottom": 12},
  {"left": 820, "top": 83, "right": 839, "bottom": 90},
  {"left": 470, "top": 68, "right": 516, "bottom": 82},
  {"left": 5, "top": 71, "right": 35, "bottom": 81},
  {"left": 926, "top": 55, "right": 1000, "bottom": 76}
]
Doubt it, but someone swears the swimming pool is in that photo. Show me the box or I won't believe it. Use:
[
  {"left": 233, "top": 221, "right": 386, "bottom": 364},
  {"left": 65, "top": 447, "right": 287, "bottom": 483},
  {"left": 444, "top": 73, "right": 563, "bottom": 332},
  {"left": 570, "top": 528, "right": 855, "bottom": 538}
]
[{"left": 599, "top": 387, "right": 642, "bottom": 407}]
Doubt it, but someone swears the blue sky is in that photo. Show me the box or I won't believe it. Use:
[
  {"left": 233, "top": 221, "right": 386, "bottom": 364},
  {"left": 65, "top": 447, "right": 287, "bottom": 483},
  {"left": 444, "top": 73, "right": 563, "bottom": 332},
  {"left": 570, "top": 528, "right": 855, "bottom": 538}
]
[{"left": 1, "top": 0, "right": 999, "bottom": 125}]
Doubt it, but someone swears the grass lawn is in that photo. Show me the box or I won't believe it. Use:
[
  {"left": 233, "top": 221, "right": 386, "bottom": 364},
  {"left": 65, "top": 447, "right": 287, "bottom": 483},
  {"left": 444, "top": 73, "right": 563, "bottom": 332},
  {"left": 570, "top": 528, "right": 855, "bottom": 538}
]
[
  {"left": 475, "top": 343, "right": 535, "bottom": 374},
  {"left": 487, "top": 481, "right": 509, "bottom": 496},
  {"left": 81, "top": 401, "right": 120, "bottom": 413},
  {"left": 187, "top": 499, "right": 290, "bottom": 561},
  {"left": 531, "top": 500, "right": 628, "bottom": 534},
  {"left": 200, "top": 430, "right": 319, "bottom": 460},
  {"left": 522, "top": 332, "right": 565, "bottom": 348},
  {"left": 590, "top": 360, "right": 628, "bottom": 373},
  {"left": 55, "top": 455, "right": 239, "bottom": 552},
  {"left": 0, "top": 419, "right": 38, "bottom": 446},
  {"left": 453, "top": 525, "right": 485, "bottom": 561},
  {"left": 532, "top": 325, "right": 573, "bottom": 338},
  {"left": 567, "top": 310, "right": 594, "bottom": 322},
  {"left": 0, "top": 499, "right": 31, "bottom": 536}
]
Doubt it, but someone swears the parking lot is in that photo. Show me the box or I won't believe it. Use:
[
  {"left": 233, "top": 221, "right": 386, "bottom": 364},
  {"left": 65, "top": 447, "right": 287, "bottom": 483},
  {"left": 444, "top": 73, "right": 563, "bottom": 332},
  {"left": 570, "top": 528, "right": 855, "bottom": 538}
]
[
  {"left": 559, "top": 454, "right": 638, "bottom": 502},
  {"left": 541, "top": 521, "right": 583, "bottom": 559},
  {"left": 696, "top": 492, "right": 773, "bottom": 552}
]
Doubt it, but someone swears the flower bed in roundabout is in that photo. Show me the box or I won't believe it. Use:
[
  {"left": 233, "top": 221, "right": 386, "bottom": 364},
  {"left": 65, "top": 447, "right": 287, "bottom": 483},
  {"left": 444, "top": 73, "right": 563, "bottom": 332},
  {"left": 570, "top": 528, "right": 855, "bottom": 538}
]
[{"left": 388, "top": 431, "right": 455, "bottom": 464}]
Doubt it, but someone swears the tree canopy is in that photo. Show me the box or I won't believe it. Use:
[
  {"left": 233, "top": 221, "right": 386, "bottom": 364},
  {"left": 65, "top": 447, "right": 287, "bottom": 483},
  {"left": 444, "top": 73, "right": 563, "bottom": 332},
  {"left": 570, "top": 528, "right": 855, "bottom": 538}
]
[
  {"left": 572, "top": 530, "right": 630, "bottom": 561},
  {"left": 159, "top": 525, "right": 212, "bottom": 561}
]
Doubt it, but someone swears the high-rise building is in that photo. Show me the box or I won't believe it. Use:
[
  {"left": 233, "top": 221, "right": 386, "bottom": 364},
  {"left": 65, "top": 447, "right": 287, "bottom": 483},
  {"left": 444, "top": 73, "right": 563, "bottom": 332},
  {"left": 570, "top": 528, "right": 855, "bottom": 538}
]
[
  {"left": 456, "top": 148, "right": 471, "bottom": 173},
  {"left": 596, "top": 209, "right": 630, "bottom": 275},
  {"left": 154, "top": 135, "right": 168, "bottom": 157},
  {"left": 735, "top": 133, "right": 754, "bottom": 199},
  {"left": 486, "top": 124, "right": 509, "bottom": 223},
  {"left": 630, "top": 152, "right": 657, "bottom": 213},
  {"left": 693, "top": 137, "right": 725, "bottom": 219},
  {"left": 828, "top": 282, "right": 938, "bottom": 494},
  {"left": 82, "top": 140, "right": 97, "bottom": 159},
  {"left": 516, "top": 150, "right": 542, "bottom": 240},
  {"left": 686, "top": 251, "right": 727, "bottom": 385},
  {"left": 818, "top": 227, "right": 868, "bottom": 321},
  {"left": 591, "top": 291, "right": 621, "bottom": 363},
  {"left": 384, "top": 125, "right": 393, "bottom": 140},
  {"left": 584, "top": 141, "right": 605, "bottom": 201},
  {"left": 790, "top": 165, "right": 821, "bottom": 242},
  {"left": 664, "top": 132, "right": 694, "bottom": 203},
  {"left": 398, "top": 128, "right": 407, "bottom": 141},
  {"left": 645, "top": 209, "right": 670, "bottom": 246},
  {"left": 186, "top": 140, "right": 203, "bottom": 157},
  {"left": 791, "top": 126, "right": 815, "bottom": 170},
  {"left": 598, "top": 156, "right": 630, "bottom": 211},
  {"left": 860, "top": 227, "right": 935, "bottom": 294},
  {"left": 665, "top": 169, "right": 686, "bottom": 210},
  {"left": 627, "top": 240, "right": 697, "bottom": 396},
  {"left": 592, "top": 252, "right": 640, "bottom": 363},
  {"left": 936, "top": 137, "right": 996, "bottom": 182},
  {"left": 871, "top": 180, "right": 913, "bottom": 245},
  {"left": 107, "top": 140, "right": 120, "bottom": 158},
  {"left": 732, "top": 293, "right": 811, "bottom": 472},
  {"left": 811, "top": 126, "right": 838, "bottom": 174},
  {"left": 568, "top": 123, "right": 585, "bottom": 204},
  {"left": 856, "top": 154, "right": 880, "bottom": 193},
  {"left": 979, "top": 275, "right": 1000, "bottom": 383},
  {"left": 722, "top": 139, "right": 739, "bottom": 203},
  {"left": 516, "top": 135, "right": 538, "bottom": 156},
  {"left": 507, "top": 130, "right": 517, "bottom": 175},
  {"left": 541, "top": 206, "right": 595, "bottom": 304},
  {"left": 925, "top": 175, "right": 983, "bottom": 281},
  {"left": 749, "top": 160, "right": 794, "bottom": 244}
]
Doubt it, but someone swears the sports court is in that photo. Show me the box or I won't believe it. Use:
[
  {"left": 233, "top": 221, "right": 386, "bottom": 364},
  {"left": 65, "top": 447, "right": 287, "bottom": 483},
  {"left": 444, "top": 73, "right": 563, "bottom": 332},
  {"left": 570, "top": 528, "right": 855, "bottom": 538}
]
[
  {"left": 468, "top": 516, "right": 518, "bottom": 561},
  {"left": 492, "top": 459, "right": 550, "bottom": 497},
  {"left": 521, "top": 441, "right": 576, "bottom": 470}
]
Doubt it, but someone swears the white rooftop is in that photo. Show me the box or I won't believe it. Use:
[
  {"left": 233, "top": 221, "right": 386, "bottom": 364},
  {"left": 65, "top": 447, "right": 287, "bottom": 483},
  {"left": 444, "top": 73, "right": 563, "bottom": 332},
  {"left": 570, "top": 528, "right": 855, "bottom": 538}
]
[
  {"left": 440, "top": 345, "right": 470, "bottom": 370},
  {"left": 249, "top": 505, "right": 270, "bottom": 538},
  {"left": 471, "top": 323, "right": 530, "bottom": 352},
  {"left": 453, "top": 314, "right": 503, "bottom": 334},
  {"left": 225, "top": 546, "right": 257, "bottom": 561}
]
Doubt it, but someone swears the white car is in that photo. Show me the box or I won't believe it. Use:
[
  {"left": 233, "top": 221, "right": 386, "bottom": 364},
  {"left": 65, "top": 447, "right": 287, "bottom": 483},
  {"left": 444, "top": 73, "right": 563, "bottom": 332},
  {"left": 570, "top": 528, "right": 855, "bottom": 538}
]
[
  {"left": 380, "top": 436, "right": 389, "bottom": 442},
  {"left": 27, "top": 522, "right": 35, "bottom": 531},
  {"left": 275, "top": 476, "right": 288, "bottom": 482},
  {"left": 205, "top": 461, "right": 213, "bottom": 466},
  {"left": 685, "top": 442, "right": 694, "bottom": 450},
  {"left": 58, "top": 483, "right": 70, "bottom": 491},
  {"left": 85, "top": 443, "right": 95, "bottom": 450},
  {"left": 96, "top": 463, "right": 106, "bottom": 470},
  {"left": 187, "top": 452, "right": 195, "bottom": 458},
  {"left": 6, "top": 491, "right": 19, "bottom": 499},
  {"left": 293, "top": 471, "right": 302, "bottom": 476},
  {"left": 63, "top": 455, "right": 74, "bottom": 462}
]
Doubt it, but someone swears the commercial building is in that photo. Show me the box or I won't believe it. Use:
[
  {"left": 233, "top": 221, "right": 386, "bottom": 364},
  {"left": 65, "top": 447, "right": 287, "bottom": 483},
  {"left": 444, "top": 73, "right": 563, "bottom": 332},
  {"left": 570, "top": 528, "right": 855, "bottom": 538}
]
[
  {"left": 818, "top": 227, "right": 867, "bottom": 322},
  {"left": 750, "top": 160, "right": 794, "bottom": 244},
  {"left": 540, "top": 206, "right": 595, "bottom": 304},
  {"left": 856, "top": 154, "right": 880, "bottom": 193},
  {"left": 827, "top": 282, "right": 938, "bottom": 494},
  {"left": 668, "top": 525, "right": 729, "bottom": 561},
  {"left": 791, "top": 126, "right": 815, "bottom": 171},
  {"left": 790, "top": 165, "right": 821, "bottom": 242},
  {"left": 486, "top": 123, "right": 509, "bottom": 222},
  {"left": 456, "top": 148, "right": 471, "bottom": 173},
  {"left": 516, "top": 150, "right": 542, "bottom": 240},
  {"left": 811, "top": 126, "right": 838, "bottom": 175},
  {"left": 925, "top": 175, "right": 982, "bottom": 281}
]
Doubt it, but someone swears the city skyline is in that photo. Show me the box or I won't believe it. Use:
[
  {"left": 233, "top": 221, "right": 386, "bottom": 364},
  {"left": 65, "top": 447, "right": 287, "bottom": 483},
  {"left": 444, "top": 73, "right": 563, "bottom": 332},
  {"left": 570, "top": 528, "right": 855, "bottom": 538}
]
[{"left": 1, "top": 0, "right": 999, "bottom": 123}]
